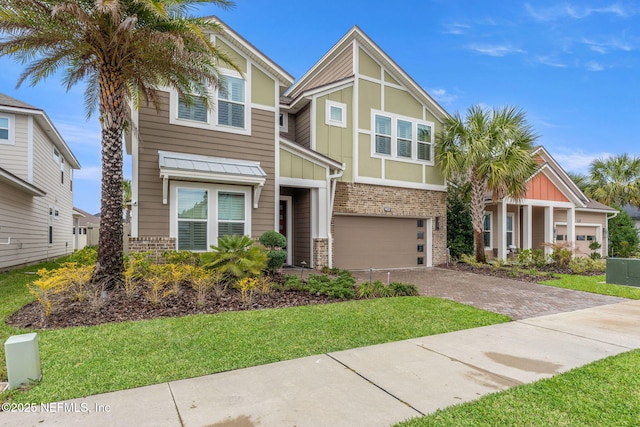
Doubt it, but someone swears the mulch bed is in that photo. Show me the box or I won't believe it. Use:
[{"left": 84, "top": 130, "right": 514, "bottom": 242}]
[
  {"left": 7, "top": 285, "right": 341, "bottom": 331},
  {"left": 442, "top": 261, "right": 604, "bottom": 282}
]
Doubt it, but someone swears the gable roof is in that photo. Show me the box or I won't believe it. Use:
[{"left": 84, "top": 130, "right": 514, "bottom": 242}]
[
  {"left": 284, "top": 26, "right": 449, "bottom": 122},
  {"left": 207, "top": 16, "right": 294, "bottom": 88},
  {"left": 0, "top": 92, "right": 81, "bottom": 169}
]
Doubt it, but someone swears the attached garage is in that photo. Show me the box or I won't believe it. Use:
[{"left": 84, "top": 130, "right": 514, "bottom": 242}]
[
  {"left": 556, "top": 224, "right": 602, "bottom": 257},
  {"left": 333, "top": 215, "right": 430, "bottom": 270}
]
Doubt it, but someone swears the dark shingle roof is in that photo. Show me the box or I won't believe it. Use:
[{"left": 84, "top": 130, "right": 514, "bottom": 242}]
[
  {"left": 0, "top": 93, "right": 41, "bottom": 110},
  {"left": 623, "top": 204, "right": 640, "bottom": 219}
]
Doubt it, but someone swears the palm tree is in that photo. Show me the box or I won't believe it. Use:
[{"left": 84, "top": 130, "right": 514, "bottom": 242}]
[
  {"left": 0, "top": 0, "right": 237, "bottom": 289},
  {"left": 586, "top": 154, "right": 640, "bottom": 208},
  {"left": 436, "top": 105, "right": 539, "bottom": 263}
]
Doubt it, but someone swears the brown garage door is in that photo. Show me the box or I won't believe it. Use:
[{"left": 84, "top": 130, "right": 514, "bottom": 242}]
[{"left": 334, "top": 216, "right": 427, "bottom": 269}]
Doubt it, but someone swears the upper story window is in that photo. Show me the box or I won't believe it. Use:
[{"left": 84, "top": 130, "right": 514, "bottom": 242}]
[
  {"left": 279, "top": 113, "right": 288, "bottom": 133},
  {"left": 372, "top": 111, "right": 434, "bottom": 164},
  {"left": 0, "top": 114, "right": 15, "bottom": 145},
  {"left": 325, "top": 100, "right": 347, "bottom": 128},
  {"left": 178, "top": 95, "right": 208, "bottom": 123},
  {"left": 218, "top": 75, "right": 245, "bottom": 129}
]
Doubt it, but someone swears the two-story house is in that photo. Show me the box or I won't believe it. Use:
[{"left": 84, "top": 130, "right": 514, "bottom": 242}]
[
  {"left": 126, "top": 19, "right": 448, "bottom": 270},
  {"left": 0, "top": 93, "right": 80, "bottom": 270}
]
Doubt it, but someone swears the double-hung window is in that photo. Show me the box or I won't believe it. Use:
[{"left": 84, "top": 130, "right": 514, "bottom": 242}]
[
  {"left": 397, "top": 120, "right": 412, "bottom": 158},
  {"left": 218, "top": 192, "right": 245, "bottom": 238},
  {"left": 506, "top": 213, "right": 514, "bottom": 247},
  {"left": 374, "top": 115, "right": 392, "bottom": 155},
  {"left": 0, "top": 116, "right": 10, "bottom": 143},
  {"left": 373, "top": 112, "right": 434, "bottom": 162},
  {"left": 218, "top": 75, "right": 245, "bottom": 128},
  {"left": 178, "top": 95, "right": 208, "bottom": 123},
  {"left": 417, "top": 124, "right": 432, "bottom": 161},
  {"left": 177, "top": 188, "right": 208, "bottom": 251}
]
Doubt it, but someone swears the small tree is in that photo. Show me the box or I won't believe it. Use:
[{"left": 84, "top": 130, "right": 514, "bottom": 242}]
[
  {"left": 609, "top": 207, "right": 639, "bottom": 257},
  {"left": 446, "top": 181, "right": 473, "bottom": 258},
  {"left": 259, "top": 230, "right": 287, "bottom": 273},
  {"left": 201, "top": 235, "right": 267, "bottom": 280}
]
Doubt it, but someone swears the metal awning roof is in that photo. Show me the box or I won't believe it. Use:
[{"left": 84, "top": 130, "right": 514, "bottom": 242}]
[{"left": 158, "top": 151, "right": 267, "bottom": 208}]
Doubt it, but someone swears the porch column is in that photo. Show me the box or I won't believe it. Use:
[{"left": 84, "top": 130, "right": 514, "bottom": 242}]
[
  {"left": 522, "top": 204, "right": 532, "bottom": 250},
  {"left": 496, "top": 201, "right": 507, "bottom": 259},
  {"left": 544, "top": 206, "right": 554, "bottom": 256},
  {"left": 566, "top": 207, "right": 575, "bottom": 254}
]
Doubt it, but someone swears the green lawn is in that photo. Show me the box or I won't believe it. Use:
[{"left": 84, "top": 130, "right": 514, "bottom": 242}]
[
  {"left": 540, "top": 274, "right": 640, "bottom": 299},
  {"left": 397, "top": 349, "right": 640, "bottom": 427},
  {"left": 0, "top": 261, "right": 509, "bottom": 404}
]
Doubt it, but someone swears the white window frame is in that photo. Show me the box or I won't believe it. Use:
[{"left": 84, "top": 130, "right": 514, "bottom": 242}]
[
  {"left": 53, "top": 147, "right": 60, "bottom": 163},
  {"left": 217, "top": 72, "right": 247, "bottom": 130},
  {"left": 169, "top": 181, "right": 252, "bottom": 252},
  {"left": 177, "top": 94, "right": 210, "bottom": 124},
  {"left": 506, "top": 212, "right": 514, "bottom": 248},
  {"left": 325, "top": 100, "right": 347, "bottom": 128},
  {"left": 483, "top": 212, "right": 492, "bottom": 249},
  {"left": 48, "top": 206, "right": 54, "bottom": 246},
  {"left": 168, "top": 69, "right": 251, "bottom": 136},
  {"left": 371, "top": 110, "right": 435, "bottom": 165},
  {"left": 0, "top": 114, "right": 15, "bottom": 145},
  {"left": 279, "top": 112, "right": 288, "bottom": 133}
]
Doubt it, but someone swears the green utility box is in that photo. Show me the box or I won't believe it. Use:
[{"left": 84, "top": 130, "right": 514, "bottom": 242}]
[{"left": 606, "top": 258, "right": 640, "bottom": 287}]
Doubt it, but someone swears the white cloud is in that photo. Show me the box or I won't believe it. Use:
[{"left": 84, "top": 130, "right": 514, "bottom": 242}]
[
  {"left": 585, "top": 61, "right": 605, "bottom": 71},
  {"left": 429, "top": 88, "right": 458, "bottom": 105},
  {"left": 54, "top": 120, "right": 101, "bottom": 148},
  {"left": 582, "top": 37, "right": 634, "bottom": 54},
  {"left": 75, "top": 166, "right": 101, "bottom": 181},
  {"left": 553, "top": 151, "right": 614, "bottom": 174},
  {"left": 467, "top": 44, "right": 525, "bottom": 57},
  {"left": 535, "top": 56, "right": 568, "bottom": 68},
  {"left": 443, "top": 22, "right": 470, "bottom": 35},
  {"left": 525, "top": 3, "right": 635, "bottom": 21}
]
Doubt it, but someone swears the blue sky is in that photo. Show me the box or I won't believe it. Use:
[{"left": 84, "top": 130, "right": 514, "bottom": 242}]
[{"left": 1, "top": 0, "right": 638, "bottom": 214}]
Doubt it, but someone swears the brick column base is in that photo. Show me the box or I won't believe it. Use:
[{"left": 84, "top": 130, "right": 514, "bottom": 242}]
[{"left": 313, "top": 238, "right": 329, "bottom": 270}]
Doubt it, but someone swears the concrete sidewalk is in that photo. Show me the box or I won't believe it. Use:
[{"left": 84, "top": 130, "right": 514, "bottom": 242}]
[{"left": 2, "top": 300, "right": 639, "bottom": 427}]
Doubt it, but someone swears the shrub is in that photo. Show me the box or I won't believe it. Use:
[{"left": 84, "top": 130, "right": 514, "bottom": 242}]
[
  {"left": 123, "top": 251, "right": 153, "bottom": 297},
  {"left": 60, "top": 262, "right": 94, "bottom": 302},
  {"left": 162, "top": 250, "right": 200, "bottom": 266},
  {"left": 236, "top": 277, "right": 260, "bottom": 305},
  {"left": 307, "top": 273, "right": 355, "bottom": 299},
  {"left": 142, "top": 265, "right": 174, "bottom": 305},
  {"left": 188, "top": 266, "right": 215, "bottom": 307},
  {"left": 159, "top": 263, "right": 192, "bottom": 294},
  {"left": 516, "top": 248, "right": 546, "bottom": 268},
  {"left": 389, "top": 282, "right": 419, "bottom": 296},
  {"left": 202, "top": 235, "right": 267, "bottom": 279},
  {"left": 284, "top": 274, "right": 305, "bottom": 291},
  {"left": 569, "top": 257, "right": 606, "bottom": 274},
  {"left": 65, "top": 246, "right": 97, "bottom": 265},
  {"left": 259, "top": 230, "right": 288, "bottom": 273},
  {"left": 28, "top": 268, "right": 69, "bottom": 317}
]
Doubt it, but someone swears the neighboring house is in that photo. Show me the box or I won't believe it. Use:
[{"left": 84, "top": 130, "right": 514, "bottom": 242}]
[
  {"left": 72, "top": 207, "right": 100, "bottom": 250},
  {"left": 0, "top": 93, "right": 80, "bottom": 270},
  {"left": 126, "top": 19, "right": 448, "bottom": 269},
  {"left": 622, "top": 205, "right": 640, "bottom": 236},
  {"left": 483, "top": 146, "right": 617, "bottom": 259}
]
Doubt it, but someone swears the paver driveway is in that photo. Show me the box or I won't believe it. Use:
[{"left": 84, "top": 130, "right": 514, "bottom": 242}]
[{"left": 351, "top": 267, "right": 627, "bottom": 320}]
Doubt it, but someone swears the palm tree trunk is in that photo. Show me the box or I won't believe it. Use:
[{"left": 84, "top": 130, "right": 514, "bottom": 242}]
[
  {"left": 92, "top": 67, "right": 126, "bottom": 290},
  {"left": 470, "top": 178, "right": 487, "bottom": 263}
]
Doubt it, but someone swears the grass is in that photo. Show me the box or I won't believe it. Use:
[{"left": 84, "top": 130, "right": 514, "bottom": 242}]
[
  {"left": 540, "top": 274, "right": 640, "bottom": 299},
  {"left": 397, "top": 349, "right": 640, "bottom": 427},
  {"left": 0, "top": 261, "right": 509, "bottom": 404}
]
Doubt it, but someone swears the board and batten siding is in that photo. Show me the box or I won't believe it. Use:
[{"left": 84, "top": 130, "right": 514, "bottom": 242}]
[
  {"left": 0, "top": 119, "right": 74, "bottom": 269},
  {"left": 136, "top": 90, "right": 276, "bottom": 240}
]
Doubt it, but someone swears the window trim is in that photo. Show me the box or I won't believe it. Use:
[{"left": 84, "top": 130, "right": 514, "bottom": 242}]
[
  {"left": 0, "top": 114, "right": 15, "bottom": 145},
  {"left": 325, "top": 100, "right": 347, "bottom": 128},
  {"left": 168, "top": 69, "right": 251, "bottom": 136},
  {"left": 170, "top": 181, "right": 252, "bottom": 252},
  {"left": 371, "top": 110, "right": 435, "bottom": 165},
  {"left": 506, "top": 212, "right": 514, "bottom": 248},
  {"left": 279, "top": 112, "right": 288, "bottom": 133},
  {"left": 483, "top": 212, "right": 492, "bottom": 249},
  {"left": 217, "top": 73, "right": 247, "bottom": 130}
]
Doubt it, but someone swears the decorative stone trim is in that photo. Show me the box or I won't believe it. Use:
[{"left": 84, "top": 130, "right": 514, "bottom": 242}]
[{"left": 313, "top": 238, "right": 329, "bottom": 270}]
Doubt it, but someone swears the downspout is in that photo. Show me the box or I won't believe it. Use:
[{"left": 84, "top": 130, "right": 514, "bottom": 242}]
[{"left": 327, "top": 164, "right": 346, "bottom": 269}]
